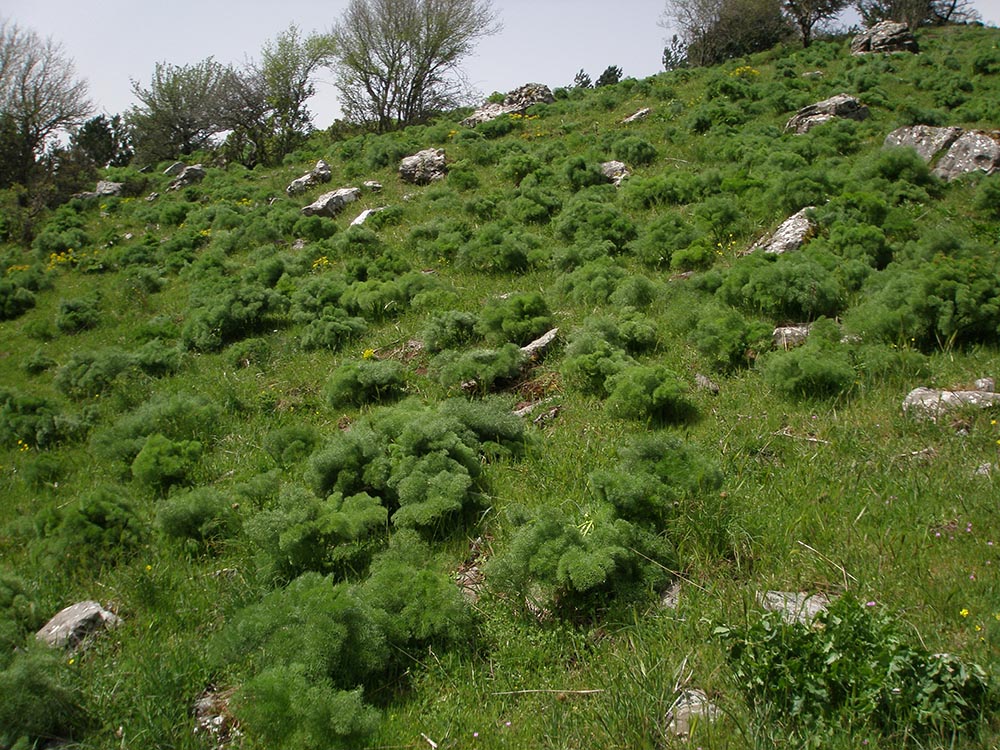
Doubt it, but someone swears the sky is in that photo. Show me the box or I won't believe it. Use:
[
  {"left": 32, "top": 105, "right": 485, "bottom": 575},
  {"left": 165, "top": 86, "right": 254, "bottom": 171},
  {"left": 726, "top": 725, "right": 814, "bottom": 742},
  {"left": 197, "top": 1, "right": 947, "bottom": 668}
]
[{"left": 4, "top": 0, "right": 1000, "bottom": 129}]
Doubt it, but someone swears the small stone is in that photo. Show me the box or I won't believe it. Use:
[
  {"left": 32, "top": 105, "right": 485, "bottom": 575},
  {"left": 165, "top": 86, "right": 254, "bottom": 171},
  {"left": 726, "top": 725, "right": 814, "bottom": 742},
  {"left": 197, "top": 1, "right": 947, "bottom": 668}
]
[
  {"left": 301, "top": 187, "right": 361, "bottom": 217},
  {"left": 750, "top": 207, "right": 815, "bottom": 255},
  {"left": 665, "top": 689, "right": 719, "bottom": 738},
  {"left": 36, "top": 601, "right": 121, "bottom": 649},
  {"left": 286, "top": 159, "right": 332, "bottom": 196},
  {"left": 773, "top": 325, "right": 811, "bottom": 350},
  {"left": 168, "top": 164, "right": 206, "bottom": 191},
  {"left": 600, "top": 160, "right": 631, "bottom": 187},
  {"left": 695, "top": 374, "right": 720, "bottom": 394},
  {"left": 622, "top": 107, "right": 651, "bottom": 124},
  {"left": 757, "top": 590, "right": 830, "bottom": 624}
]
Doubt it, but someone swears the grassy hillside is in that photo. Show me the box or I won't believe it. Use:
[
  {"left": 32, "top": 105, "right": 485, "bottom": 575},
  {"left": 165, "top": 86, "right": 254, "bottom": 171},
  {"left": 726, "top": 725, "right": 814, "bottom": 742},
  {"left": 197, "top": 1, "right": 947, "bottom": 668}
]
[{"left": 2, "top": 23, "right": 1000, "bottom": 749}]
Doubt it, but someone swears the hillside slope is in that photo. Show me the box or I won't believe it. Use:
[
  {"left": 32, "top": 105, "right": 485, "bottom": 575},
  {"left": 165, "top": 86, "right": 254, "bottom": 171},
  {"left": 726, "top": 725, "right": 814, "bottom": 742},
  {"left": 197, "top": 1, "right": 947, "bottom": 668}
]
[{"left": 2, "top": 24, "right": 1000, "bottom": 750}]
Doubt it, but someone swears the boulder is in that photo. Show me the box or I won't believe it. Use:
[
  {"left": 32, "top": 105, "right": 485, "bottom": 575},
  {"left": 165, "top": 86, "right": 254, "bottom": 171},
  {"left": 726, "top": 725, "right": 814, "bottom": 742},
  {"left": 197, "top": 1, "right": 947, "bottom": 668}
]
[
  {"left": 622, "top": 107, "right": 652, "bottom": 124},
  {"left": 773, "top": 325, "right": 812, "bottom": 350},
  {"left": 932, "top": 130, "right": 1000, "bottom": 181},
  {"left": 757, "top": 590, "right": 831, "bottom": 625},
  {"left": 600, "top": 160, "right": 631, "bottom": 187},
  {"left": 399, "top": 148, "right": 447, "bottom": 184},
  {"left": 884, "top": 125, "right": 964, "bottom": 163},
  {"left": 286, "top": 159, "right": 332, "bottom": 196},
  {"left": 751, "top": 207, "right": 815, "bottom": 255},
  {"left": 350, "top": 207, "right": 386, "bottom": 226},
  {"left": 665, "top": 689, "right": 719, "bottom": 738},
  {"left": 73, "top": 180, "right": 124, "bottom": 200},
  {"left": 163, "top": 161, "right": 186, "bottom": 177},
  {"left": 851, "top": 20, "right": 918, "bottom": 55},
  {"left": 785, "top": 94, "right": 869, "bottom": 134},
  {"left": 168, "top": 164, "right": 206, "bottom": 191},
  {"left": 300, "top": 187, "right": 361, "bottom": 217},
  {"left": 363, "top": 180, "right": 383, "bottom": 192},
  {"left": 36, "top": 600, "right": 121, "bottom": 649},
  {"left": 903, "top": 385, "right": 1000, "bottom": 421},
  {"left": 460, "top": 83, "right": 555, "bottom": 127}
]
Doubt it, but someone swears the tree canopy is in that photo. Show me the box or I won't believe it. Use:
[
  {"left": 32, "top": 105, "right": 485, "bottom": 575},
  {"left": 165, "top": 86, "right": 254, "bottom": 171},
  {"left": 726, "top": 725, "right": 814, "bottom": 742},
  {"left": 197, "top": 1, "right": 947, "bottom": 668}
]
[
  {"left": 330, "top": 0, "right": 500, "bottom": 132},
  {"left": 0, "top": 18, "right": 91, "bottom": 188}
]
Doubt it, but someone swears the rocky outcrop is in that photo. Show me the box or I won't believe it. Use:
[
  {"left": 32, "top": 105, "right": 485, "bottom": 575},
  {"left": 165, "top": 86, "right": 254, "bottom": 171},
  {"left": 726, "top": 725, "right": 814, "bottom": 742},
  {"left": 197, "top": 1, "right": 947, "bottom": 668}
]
[
  {"left": 884, "top": 125, "right": 964, "bottom": 162},
  {"left": 36, "top": 601, "right": 121, "bottom": 649},
  {"left": 851, "top": 20, "right": 918, "bottom": 55},
  {"left": 168, "top": 164, "right": 206, "bottom": 190},
  {"left": 751, "top": 207, "right": 815, "bottom": 254},
  {"left": 600, "top": 160, "right": 631, "bottom": 187},
  {"left": 932, "top": 130, "right": 1000, "bottom": 181},
  {"left": 399, "top": 148, "right": 447, "bottom": 184},
  {"left": 903, "top": 384, "right": 1000, "bottom": 421},
  {"left": 73, "top": 180, "right": 124, "bottom": 200},
  {"left": 163, "top": 161, "right": 186, "bottom": 177},
  {"left": 785, "top": 94, "right": 869, "bottom": 134},
  {"left": 286, "top": 160, "right": 332, "bottom": 196},
  {"left": 460, "top": 83, "right": 555, "bottom": 127},
  {"left": 300, "top": 187, "right": 361, "bottom": 217}
]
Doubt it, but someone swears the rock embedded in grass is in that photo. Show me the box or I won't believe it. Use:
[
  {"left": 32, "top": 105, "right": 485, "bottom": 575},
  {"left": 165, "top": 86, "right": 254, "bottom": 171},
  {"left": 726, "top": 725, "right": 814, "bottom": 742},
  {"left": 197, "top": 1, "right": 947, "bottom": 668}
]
[{"left": 36, "top": 600, "right": 121, "bottom": 649}]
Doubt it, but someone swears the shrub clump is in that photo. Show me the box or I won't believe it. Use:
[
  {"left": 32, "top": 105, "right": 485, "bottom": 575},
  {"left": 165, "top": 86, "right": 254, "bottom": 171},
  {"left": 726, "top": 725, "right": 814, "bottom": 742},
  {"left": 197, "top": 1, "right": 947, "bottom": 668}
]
[
  {"left": 477, "top": 292, "right": 554, "bottom": 346},
  {"left": 325, "top": 360, "right": 408, "bottom": 409},
  {"left": 605, "top": 365, "right": 697, "bottom": 425}
]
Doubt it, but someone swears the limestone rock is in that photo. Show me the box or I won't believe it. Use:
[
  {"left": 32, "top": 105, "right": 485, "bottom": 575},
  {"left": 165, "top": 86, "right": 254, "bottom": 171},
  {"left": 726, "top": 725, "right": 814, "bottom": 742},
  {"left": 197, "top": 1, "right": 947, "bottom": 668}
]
[
  {"left": 665, "top": 689, "right": 719, "bottom": 738},
  {"left": 163, "top": 161, "right": 186, "bottom": 177},
  {"left": 300, "top": 187, "right": 361, "bottom": 217},
  {"left": 36, "top": 600, "right": 121, "bottom": 649},
  {"left": 785, "top": 94, "right": 869, "bottom": 134},
  {"left": 460, "top": 83, "right": 554, "bottom": 127},
  {"left": 903, "top": 385, "right": 1000, "bottom": 421},
  {"left": 976, "top": 377, "right": 995, "bottom": 392},
  {"left": 772, "top": 324, "right": 813, "bottom": 350},
  {"left": 600, "top": 160, "right": 631, "bottom": 187},
  {"left": 695, "top": 373, "right": 721, "bottom": 394},
  {"left": 363, "top": 180, "right": 383, "bottom": 192},
  {"left": 622, "top": 107, "right": 652, "bottom": 124},
  {"left": 884, "top": 125, "right": 964, "bottom": 163},
  {"left": 168, "top": 164, "right": 206, "bottom": 190},
  {"left": 932, "top": 130, "right": 1000, "bottom": 181},
  {"left": 73, "top": 180, "right": 124, "bottom": 200},
  {"left": 286, "top": 159, "right": 332, "bottom": 196},
  {"left": 851, "top": 20, "right": 918, "bottom": 55},
  {"left": 350, "top": 207, "right": 386, "bottom": 226},
  {"left": 193, "top": 687, "right": 239, "bottom": 746},
  {"left": 751, "top": 207, "right": 815, "bottom": 255},
  {"left": 757, "top": 590, "right": 830, "bottom": 624},
  {"left": 399, "top": 148, "right": 448, "bottom": 184}
]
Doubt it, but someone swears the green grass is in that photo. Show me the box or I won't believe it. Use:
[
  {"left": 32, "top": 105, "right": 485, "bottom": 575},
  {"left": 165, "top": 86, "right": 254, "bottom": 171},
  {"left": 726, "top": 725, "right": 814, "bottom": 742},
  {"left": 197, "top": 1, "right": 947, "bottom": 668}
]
[{"left": 2, "top": 23, "right": 1000, "bottom": 749}]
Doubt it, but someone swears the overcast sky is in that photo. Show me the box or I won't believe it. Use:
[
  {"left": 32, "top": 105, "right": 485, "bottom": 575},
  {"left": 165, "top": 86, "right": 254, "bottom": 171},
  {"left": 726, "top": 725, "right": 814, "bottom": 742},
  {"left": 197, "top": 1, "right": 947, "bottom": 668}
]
[{"left": 4, "top": 0, "right": 1000, "bottom": 128}]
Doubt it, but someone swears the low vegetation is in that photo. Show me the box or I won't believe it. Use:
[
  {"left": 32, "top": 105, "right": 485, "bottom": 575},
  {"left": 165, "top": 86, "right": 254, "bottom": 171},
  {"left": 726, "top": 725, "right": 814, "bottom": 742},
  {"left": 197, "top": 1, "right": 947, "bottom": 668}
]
[{"left": 1, "top": 22, "right": 1000, "bottom": 750}]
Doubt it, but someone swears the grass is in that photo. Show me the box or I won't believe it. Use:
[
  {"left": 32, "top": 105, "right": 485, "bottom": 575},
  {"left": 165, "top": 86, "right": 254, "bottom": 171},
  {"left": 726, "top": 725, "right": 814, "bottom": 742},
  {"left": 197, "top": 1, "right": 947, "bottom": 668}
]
[{"left": 2, "top": 22, "right": 1000, "bottom": 749}]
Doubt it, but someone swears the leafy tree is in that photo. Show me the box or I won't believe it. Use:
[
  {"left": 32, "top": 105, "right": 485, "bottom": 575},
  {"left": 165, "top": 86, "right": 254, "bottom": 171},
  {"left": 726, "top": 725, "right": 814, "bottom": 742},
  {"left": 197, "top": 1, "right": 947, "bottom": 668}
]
[
  {"left": 128, "top": 58, "right": 233, "bottom": 163},
  {"left": 330, "top": 0, "right": 500, "bottom": 131},
  {"left": 0, "top": 18, "right": 91, "bottom": 188},
  {"left": 223, "top": 25, "right": 336, "bottom": 167},
  {"left": 659, "top": 0, "right": 791, "bottom": 66},
  {"left": 783, "top": 0, "right": 850, "bottom": 46},
  {"left": 595, "top": 65, "right": 623, "bottom": 87},
  {"left": 69, "top": 114, "right": 133, "bottom": 167},
  {"left": 855, "top": 0, "right": 979, "bottom": 28}
]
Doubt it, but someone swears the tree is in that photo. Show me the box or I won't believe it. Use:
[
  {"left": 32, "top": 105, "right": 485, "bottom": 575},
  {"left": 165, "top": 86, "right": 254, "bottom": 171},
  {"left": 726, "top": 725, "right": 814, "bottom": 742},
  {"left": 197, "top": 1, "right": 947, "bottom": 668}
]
[
  {"left": 330, "top": 0, "right": 500, "bottom": 132},
  {"left": 855, "top": 0, "right": 979, "bottom": 28},
  {"left": 659, "top": 0, "right": 791, "bottom": 67},
  {"left": 573, "top": 69, "right": 593, "bottom": 88},
  {"left": 70, "top": 114, "right": 133, "bottom": 168},
  {"left": 127, "top": 59, "right": 233, "bottom": 164},
  {"left": 595, "top": 65, "right": 623, "bottom": 87},
  {"left": 222, "top": 25, "right": 336, "bottom": 167},
  {"left": 0, "top": 19, "right": 91, "bottom": 189},
  {"left": 784, "top": 0, "right": 850, "bottom": 46}
]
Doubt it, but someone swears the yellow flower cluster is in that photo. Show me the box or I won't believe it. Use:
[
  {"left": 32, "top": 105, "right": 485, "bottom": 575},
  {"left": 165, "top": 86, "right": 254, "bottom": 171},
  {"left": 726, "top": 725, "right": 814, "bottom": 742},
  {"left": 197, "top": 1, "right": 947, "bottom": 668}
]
[
  {"left": 16, "top": 439, "right": 30, "bottom": 453},
  {"left": 46, "top": 247, "right": 101, "bottom": 272},
  {"left": 731, "top": 65, "right": 761, "bottom": 79},
  {"left": 6, "top": 264, "right": 30, "bottom": 274},
  {"left": 311, "top": 256, "right": 331, "bottom": 271}
]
